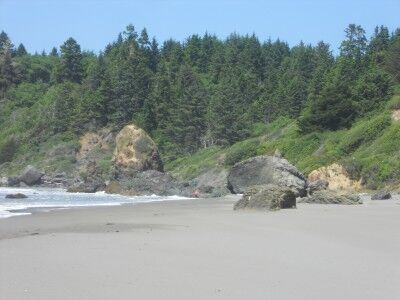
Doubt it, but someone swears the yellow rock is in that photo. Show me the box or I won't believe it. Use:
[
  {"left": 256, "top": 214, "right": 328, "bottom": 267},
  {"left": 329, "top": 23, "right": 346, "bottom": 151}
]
[
  {"left": 308, "top": 163, "right": 363, "bottom": 191},
  {"left": 112, "top": 125, "right": 163, "bottom": 174}
]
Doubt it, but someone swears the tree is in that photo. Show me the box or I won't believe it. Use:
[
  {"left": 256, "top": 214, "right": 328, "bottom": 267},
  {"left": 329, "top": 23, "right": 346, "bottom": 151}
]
[
  {"left": 298, "top": 60, "right": 356, "bottom": 133},
  {"left": 0, "top": 31, "right": 13, "bottom": 55},
  {"left": 385, "top": 37, "right": 400, "bottom": 82},
  {"left": 50, "top": 47, "right": 58, "bottom": 56},
  {"left": 353, "top": 68, "right": 393, "bottom": 115},
  {"left": 16, "top": 43, "right": 27, "bottom": 56},
  {"left": 57, "top": 37, "right": 83, "bottom": 83},
  {"left": 340, "top": 24, "right": 367, "bottom": 62}
]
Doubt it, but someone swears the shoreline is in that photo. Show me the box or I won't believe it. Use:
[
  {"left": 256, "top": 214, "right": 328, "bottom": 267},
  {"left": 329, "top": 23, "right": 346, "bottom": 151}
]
[{"left": 1, "top": 194, "right": 400, "bottom": 299}]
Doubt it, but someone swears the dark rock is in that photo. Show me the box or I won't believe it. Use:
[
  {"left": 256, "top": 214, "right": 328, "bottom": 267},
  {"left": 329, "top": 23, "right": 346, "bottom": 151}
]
[
  {"left": 109, "top": 170, "right": 182, "bottom": 196},
  {"left": 7, "top": 176, "right": 21, "bottom": 187},
  {"left": 18, "top": 165, "right": 44, "bottom": 186},
  {"left": 371, "top": 190, "right": 391, "bottom": 200},
  {"left": 298, "top": 190, "right": 362, "bottom": 205},
  {"left": 308, "top": 179, "right": 329, "bottom": 195},
  {"left": 234, "top": 184, "right": 296, "bottom": 211},
  {"left": 5, "top": 193, "right": 28, "bottom": 199},
  {"left": 67, "top": 178, "right": 104, "bottom": 193},
  {"left": 188, "top": 168, "right": 231, "bottom": 198},
  {"left": 227, "top": 155, "right": 307, "bottom": 197}
]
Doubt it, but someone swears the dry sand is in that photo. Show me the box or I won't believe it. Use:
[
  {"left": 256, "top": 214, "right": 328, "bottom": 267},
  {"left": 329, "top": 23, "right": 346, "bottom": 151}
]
[{"left": 1, "top": 194, "right": 400, "bottom": 299}]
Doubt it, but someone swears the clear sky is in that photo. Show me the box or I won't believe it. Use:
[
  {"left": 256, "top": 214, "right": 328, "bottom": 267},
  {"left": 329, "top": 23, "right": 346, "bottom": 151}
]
[{"left": 1, "top": 0, "right": 399, "bottom": 54}]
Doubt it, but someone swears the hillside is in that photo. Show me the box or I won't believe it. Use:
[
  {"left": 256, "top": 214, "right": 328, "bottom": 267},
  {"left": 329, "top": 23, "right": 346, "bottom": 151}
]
[
  {"left": 166, "top": 94, "right": 400, "bottom": 190},
  {"left": 0, "top": 24, "right": 400, "bottom": 190}
]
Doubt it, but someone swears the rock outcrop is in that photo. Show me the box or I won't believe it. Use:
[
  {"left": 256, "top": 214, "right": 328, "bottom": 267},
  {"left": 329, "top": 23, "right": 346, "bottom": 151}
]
[
  {"left": 106, "top": 170, "right": 182, "bottom": 196},
  {"left": 371, "top": 190, "right": 391, "bottom": 200},
  {"left": 227, "top": 155, "right": 307, "bottom": 197},
  {"left": 112, "top": 125, "right": 163, "bottom": 177},
  {"left": 5, "top": 193, "right": 28, "bottom": 199},
  {"left": 234, "top": 184, "right": 296, "bottom": 211},
  {"left": 308, "top": 163, "right": 363, "bottom": 191},
  {"left": 392, "top": 109, "right": 400, "bottom": 122},
  {"left": 67, "top": 161, "right": 105, "bottom": 193},
  {"left": 298, "top": 190, "right": 362, "bottom": 205},
  {"left": 308, "top": 179, "right": 329, "bottom": 195},
  {"left": 18, "top": 165, "right": 44, "bottom": 186},
  {"left": 188, "top": 168, "right": 230, "bottom": 198}
]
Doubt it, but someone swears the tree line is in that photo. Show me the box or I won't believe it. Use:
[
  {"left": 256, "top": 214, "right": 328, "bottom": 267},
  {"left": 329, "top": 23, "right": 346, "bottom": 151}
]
[{"left": 0, "top": 24, "right": 399, "bottom": 159}]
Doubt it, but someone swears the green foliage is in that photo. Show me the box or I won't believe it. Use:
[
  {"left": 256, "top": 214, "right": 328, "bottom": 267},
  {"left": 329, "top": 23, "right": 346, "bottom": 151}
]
[
  {"left": 0, "top": 25, "right": 400, "bottom": 187},
  {"left": 0, "top": 138, "right": 18, "bottom": 164},
  {"left": 224, "top": 139, "right": 260, "bottom": 166},
  {"left": 97, "top": 157, "right": 113, "bottom": 174},
  {"left": 338, "top": 114, "right": 391, "bottom": 154}
]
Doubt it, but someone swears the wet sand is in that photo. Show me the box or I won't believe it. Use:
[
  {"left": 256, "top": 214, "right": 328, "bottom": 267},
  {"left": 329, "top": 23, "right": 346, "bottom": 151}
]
[{"left": 1, "top": 194, "right": 400, "bottom": 299}]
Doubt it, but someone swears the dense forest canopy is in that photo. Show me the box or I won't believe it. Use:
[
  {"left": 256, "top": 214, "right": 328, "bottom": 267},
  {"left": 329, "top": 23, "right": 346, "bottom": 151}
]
[{"left": 0, "top": 24, "right": 399, "bottom": 163}]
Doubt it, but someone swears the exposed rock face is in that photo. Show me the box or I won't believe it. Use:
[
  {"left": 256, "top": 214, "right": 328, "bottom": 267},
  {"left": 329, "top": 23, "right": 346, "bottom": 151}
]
[
  {"left": 112, "top": 125, "right": 163, "bottom": 177},
  {"left": 77, "top": 129, "right": 114, "bottom": 162},
  {"left": 392, "top": 109, "right": 400, "bottom": 122},
  {"left": 234, "top": 184, "right": 296, "bottom": 211},
  {"left": 227, "top": 155, "right": 307, "bottom": 197},
  {"left": 18, "top": 165, "right": 44, "bottom": 186},
  {"left": 308, "top": 179, "right": 329, "bottom": 195},
  {"left": 371, "top": 190, "right": 391, "bottom": 200},
  {"left": 308, "top": 163, "right": 363, "bottom": 191},
  {"left": 5, "top": 193, "right": 28, "bottom": 199},
  {"left": 298, "top": 190, "right": 362, "bottom": 205},
  {"left": 67, "top": 161, "right": 105, "bottom": 193}
]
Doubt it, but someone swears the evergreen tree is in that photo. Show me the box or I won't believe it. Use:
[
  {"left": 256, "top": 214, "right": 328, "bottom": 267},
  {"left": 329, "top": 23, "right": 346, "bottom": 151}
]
[
  {"left": 340, "top": 24, "right": 367, "bottom": 63},
  {"left": 50, "top": 47, "right": 58, "bottom": 56},
  {"left": 57, "top": 37, "right": 83, "bottom": 83},
  {"left": 16, "top": 43, "right": 27, "bottom": 56}
]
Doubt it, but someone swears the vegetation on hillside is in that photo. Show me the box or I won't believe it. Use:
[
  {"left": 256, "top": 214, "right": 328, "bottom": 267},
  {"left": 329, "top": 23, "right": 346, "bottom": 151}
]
[{"left": 0, "top": 24, "right": 399, "bottom": 187}]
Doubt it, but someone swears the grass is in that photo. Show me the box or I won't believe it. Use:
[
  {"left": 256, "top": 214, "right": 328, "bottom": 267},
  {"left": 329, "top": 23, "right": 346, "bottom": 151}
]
[{"left": 167, "top": 95, "right": 400, "bottom": 188}]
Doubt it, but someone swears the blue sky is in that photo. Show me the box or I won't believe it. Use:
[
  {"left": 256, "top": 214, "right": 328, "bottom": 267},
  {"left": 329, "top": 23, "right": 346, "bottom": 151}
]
[{"left": 1, "top": 0, "right": 399, "bottom": 54}]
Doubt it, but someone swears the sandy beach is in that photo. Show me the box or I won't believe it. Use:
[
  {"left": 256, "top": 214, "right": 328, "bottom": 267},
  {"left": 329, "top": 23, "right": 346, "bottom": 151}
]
[{"left": 1, "top": 194, "right": 400, "bottom": 299}]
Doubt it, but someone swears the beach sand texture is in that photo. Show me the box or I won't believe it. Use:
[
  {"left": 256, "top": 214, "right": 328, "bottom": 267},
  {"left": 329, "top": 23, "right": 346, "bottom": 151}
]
[{"left": 1, "top": 194, "right": 400, "bottom": 299}]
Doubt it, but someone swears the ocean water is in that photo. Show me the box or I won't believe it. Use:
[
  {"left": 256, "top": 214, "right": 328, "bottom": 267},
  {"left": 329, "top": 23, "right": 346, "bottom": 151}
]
[{"left": 0, "top": 187, "right": 190, "bottom": 218}]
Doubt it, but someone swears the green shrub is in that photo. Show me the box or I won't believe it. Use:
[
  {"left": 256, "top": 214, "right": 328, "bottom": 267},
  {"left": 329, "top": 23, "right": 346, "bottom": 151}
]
[
  {"left": 224, "top": 139, "right": 259, "bottom": 166},
  {"left": 339, "top": 113, "right": 391, "bottom": 154},
  {"left": 98, "top": 158, "right": 112, "bottom": 174},
  {"left": 0, "top": 138, "right": 18, "bottom": 164}
]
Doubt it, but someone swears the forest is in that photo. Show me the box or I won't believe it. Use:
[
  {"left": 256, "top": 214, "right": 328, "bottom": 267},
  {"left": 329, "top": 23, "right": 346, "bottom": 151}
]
[{"left": 0, "top": 24, "right": 400, "bottom": 181}]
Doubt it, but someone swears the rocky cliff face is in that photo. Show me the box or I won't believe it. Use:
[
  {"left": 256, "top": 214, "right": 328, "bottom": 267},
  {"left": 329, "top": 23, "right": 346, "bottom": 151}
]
[
  {"left": 112, "top": 125, "right": 163, "bottom": 178},
  {"left": 308, "top": 163, "right": 363, "bottom": 191}
]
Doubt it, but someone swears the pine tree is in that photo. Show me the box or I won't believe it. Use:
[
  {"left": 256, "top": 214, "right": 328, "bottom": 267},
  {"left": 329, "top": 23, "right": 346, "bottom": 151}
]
[
  {"left": 57, "top": 37, "right": 83, "bottom": 83},
  {"left": 50, "top": 47, "right": 58, "bottom": 56},
  {"left": 340, "top": 24, "right": 367, "bottom": 63},
  {"left": 16, "top": 43, "right": 27, "bottom": 56}
]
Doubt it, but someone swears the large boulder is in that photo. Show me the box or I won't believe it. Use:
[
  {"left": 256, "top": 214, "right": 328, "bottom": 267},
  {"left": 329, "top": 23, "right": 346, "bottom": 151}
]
[
  {"left": 234, "top": 184, "right": 296, "bottom": 211},
  {"left": 298, "top": 190, "right": 362, "bottom": 205},
  {"left": 18, "top": 165, "right": 44, "bottom": 186},
  {"left": 227, "top": 155, "right": 307, "bottom": 197},
  {"left": 371, "top": 190, "right": 391, "bottom": 200},
  {"left": 112, "top": 125, "right": 163, "bottom": 177}
]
